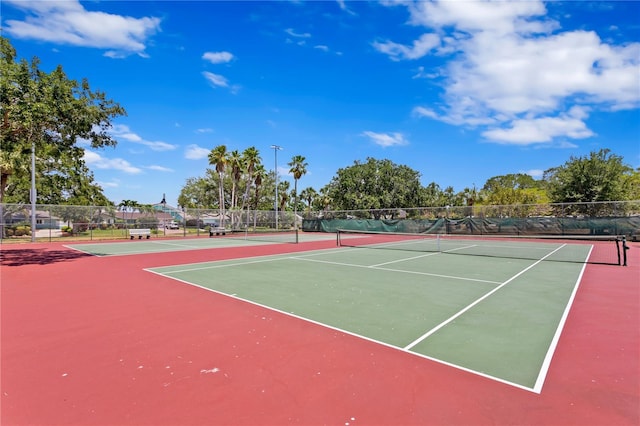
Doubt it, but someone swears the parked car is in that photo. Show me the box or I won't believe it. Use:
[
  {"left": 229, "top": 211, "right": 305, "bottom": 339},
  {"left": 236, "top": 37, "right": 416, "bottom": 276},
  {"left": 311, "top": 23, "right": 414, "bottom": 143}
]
[{"left": 165, "top": 221, "right": 179, "bottom": 229}]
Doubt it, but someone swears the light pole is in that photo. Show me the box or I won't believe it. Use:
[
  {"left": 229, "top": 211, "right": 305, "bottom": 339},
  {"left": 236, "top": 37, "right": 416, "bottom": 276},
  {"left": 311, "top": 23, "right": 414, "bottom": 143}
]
[
  {"left": 270, "top": 145, "right": 282, "bottom": 230},
  {"left": 161, "top": 193, "right": 167, "bottom": 236}
]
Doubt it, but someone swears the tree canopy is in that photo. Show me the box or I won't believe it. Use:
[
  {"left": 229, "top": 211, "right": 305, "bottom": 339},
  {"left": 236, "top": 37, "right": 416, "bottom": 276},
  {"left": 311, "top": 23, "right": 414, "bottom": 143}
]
[
  {"left": 544, "top": 149, "right": 637, "bottom": 203},
  {"left": 323, "top": 158, "right": 424, "bottom": 211},
  {"left": 0, "top": 36, "right": 125, "bottom": 205},
  {"left": 177, "top": 148, "right": 637, "bottom": 215},
  {"left": 481, "top": 173, "right": 549, "bottom": 206}
]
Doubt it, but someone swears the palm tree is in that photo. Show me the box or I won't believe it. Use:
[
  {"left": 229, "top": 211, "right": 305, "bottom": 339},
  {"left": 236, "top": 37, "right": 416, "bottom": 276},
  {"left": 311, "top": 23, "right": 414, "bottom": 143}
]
[
  {"left": 252, "top": 164, "right": 266, "bottom": 229},
  {"left": 118, "top": 199, "right": 139, "bottom": 226},
  {"left": 287, "top": 155, "right": 308, "bottom": 231},
  {"left": 278, "top": 180, "right": 290, "bottom": 226},
  {"left": 208, "top": 145, "right": 228, "bottom": 227},
  {"left": 227, "top": 149, "right": 244, "bottom": 229},
  {"left": 240, "top": 146, "right": 260, "bottom": 215},
  {"left": 299, "top": 187, "right": 317, "bottom": 216},
  {"left": 318, "top": 187, "right": 332, "bottom": 213},
  {"left": 228, "top": 150, "right": 243, "bottom": 209},
  {"left": 138, "top": 203, "right": 156, "bottom": 228}
]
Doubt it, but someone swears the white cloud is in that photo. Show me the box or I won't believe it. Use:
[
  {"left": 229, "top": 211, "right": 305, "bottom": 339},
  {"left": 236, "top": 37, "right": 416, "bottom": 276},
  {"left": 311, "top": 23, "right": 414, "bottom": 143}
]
[
  {"left": 202, "top": 51, "right": 234, "bottom": 64},
  {"left": 83, "top": 150, "right": 142, "bottom": 174},
  {"left": 523, "top": 169, "right": 544, "bottom": 178},
  {"left": 110, "top": 124, "right": 177, "bottom": 151},
  {"left": 285, "top": 28, "right": 311, "bottom": 38},
  {"left": 372, "top": 33, "right": 440, "bottom": 61},
  {"left": 314, "top": 45, "right": 330, "bottom": 52},
  {"left": 185, "top": 144, "right": 210, "bottom": 160},
  {"left": 361, "top": 131, "right": 409, "bottom": 147},
  {"left": 202, "top": 71, "right": 240, "bottom": 94},
  {"left": 482, "top": 113, "right": 594, "bottom": 145},
  {"left": 382, "top": 0, "right": 640, "bottom": 146},
  {"left": 3, "top": 0, "right": 160, "bottom": 57},
  {"left": 412, "top": 106, "right": 439, "bottom": 120},
  {"left": 139, "top": 141, "right": 177, "bottom": 151},
  {"left": 110, "top": 124, "right": 142, "bottom": 142},
  {"left": 196, "top": 128, "right": 214, "bottom": 134},
  {"left": 336, "top": 0, "right": 356, "bottom": 16},
  {"left": 406, "top": 0, "right": 552, "bottom": 35},
  {"left": 202, "top": 71, "right": 228, "bottom": 88},
  {"left": 98, "top": 180, "right": 119, "bottom": 188},
  {"left": 278, "top": 166, "right": 290, "bottom": 177},
  {"left": 146, "top": 165, "right": 174, "bottom": 172},
  {"left": 412, "top": 105, "right": 496, "bottom": 127},
  {"left": 412, "top": 66, "right": 439, "bottom": 79}
]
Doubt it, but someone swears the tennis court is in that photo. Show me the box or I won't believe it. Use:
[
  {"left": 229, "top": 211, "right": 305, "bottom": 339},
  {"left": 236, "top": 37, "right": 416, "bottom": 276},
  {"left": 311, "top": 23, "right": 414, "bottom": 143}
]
[
  {"left": 148, "top": 235, "right": 598, "bottom": 392},
  {"left": 2, "top": 232, "right": 638, "bottom": 425},
  {"left": 65, "top": 231, "right": 336, "bottom": 256}
]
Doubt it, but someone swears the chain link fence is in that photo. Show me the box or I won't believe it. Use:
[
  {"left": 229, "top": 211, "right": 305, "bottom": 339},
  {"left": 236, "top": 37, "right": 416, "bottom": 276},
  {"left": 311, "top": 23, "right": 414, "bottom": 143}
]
[
  {"left": 1, "top": 201, "right": 639, "bottom": 242},
  {"left": 0, "top": 203, "right": 299, "bottom": 242}
]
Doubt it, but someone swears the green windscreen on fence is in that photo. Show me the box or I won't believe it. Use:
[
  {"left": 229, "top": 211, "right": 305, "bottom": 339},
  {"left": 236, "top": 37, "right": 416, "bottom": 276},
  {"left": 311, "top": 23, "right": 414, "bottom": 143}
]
[{"left": 303, "top": 216, "right": 640, "bottom": 237}]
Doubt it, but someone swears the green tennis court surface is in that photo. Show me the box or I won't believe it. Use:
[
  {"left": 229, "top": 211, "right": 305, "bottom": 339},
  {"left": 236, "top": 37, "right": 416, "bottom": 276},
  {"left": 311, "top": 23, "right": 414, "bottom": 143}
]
[
  {"left": 65, "top": 232, "right": 337, "bottom": 256},
  {"left": 148, "top": 241, "right": 593, "bottom": 392}
]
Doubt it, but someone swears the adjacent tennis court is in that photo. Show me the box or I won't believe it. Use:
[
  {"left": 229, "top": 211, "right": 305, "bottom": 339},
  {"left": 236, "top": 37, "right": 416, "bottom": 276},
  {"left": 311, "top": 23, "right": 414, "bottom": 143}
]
[
  {"left": 65, "top": 231, "right": 335, "bottom": 256},
  {"left": 148, "top": 235, "right": 595, "bottom": 392}
]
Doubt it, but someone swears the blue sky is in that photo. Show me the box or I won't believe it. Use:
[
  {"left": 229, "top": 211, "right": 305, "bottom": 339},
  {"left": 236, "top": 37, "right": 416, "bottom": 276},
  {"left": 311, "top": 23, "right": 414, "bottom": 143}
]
[{"left": 2, "top": 0, "right": 639, "bottom": 206}]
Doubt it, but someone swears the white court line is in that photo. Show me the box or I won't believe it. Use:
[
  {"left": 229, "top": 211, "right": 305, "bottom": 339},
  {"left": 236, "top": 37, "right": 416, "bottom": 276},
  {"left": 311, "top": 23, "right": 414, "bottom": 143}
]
[
  {"left": 370, "top": 252, "right": 440, "bottom": 267},
  {"left": 403, "top": 244, "right": 567, "bottom": 353},
  {"left": 290, "top": 256, "right": 501, "bottom": 284},
  {"left": 361, "top": 244, "right": 478, "bottom": 267},
  {"left": 155, "top": 255, "right": 291, "bottom": 274},
  {"left": 532, "top": 244, "right": 593, "bottom": 393},
  {"left": 144, "top": 265, "right": 538, "bottom": 393},
  {"left": 63, "top": 244, "right": 100, "bottom": 256},
  {"left": 158, "top": 249, "right": 501, "bottom": 285},
  {"left": 146, "top": 242, "right": 590, "bottom": 393},
  {"left": 147, "top": 240, "right": 211, "bottom": 249}
]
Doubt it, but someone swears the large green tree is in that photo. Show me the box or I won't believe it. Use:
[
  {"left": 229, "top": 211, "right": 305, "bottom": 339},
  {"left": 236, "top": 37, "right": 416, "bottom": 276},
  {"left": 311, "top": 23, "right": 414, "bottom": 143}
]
[
  {"left": 481, "top": 173, "right": 549, "bottom": 206},
  {"left": 0, "top": 36, "right": 125, "bottom": 205},
  {"left": 323, "top": 158, "right": 424, "bottom": 212},
  {"left": 544, "top": 149, "right": 636, "bottom": 203},
  {"left": 177, "top": 172, "right": 218, "bottom": 209},
  {"left": 543, "top": 149, "right": 637, "bottom": 215}
]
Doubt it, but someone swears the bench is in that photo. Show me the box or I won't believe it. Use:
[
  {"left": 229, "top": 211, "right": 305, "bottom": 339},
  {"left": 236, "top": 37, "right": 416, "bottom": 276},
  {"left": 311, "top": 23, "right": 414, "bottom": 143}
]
[
  {"left": 129, "top": 228, "right": 151, "bottom": 239},
  {"left": 209, "top": 227, "right": 227, "bottom": 237}
]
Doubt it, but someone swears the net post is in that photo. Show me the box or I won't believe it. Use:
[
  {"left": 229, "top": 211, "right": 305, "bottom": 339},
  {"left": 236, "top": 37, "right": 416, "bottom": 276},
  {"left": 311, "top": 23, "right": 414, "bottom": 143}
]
[{"left": 622, "top": 236, "right": 629, "bottom": 267}]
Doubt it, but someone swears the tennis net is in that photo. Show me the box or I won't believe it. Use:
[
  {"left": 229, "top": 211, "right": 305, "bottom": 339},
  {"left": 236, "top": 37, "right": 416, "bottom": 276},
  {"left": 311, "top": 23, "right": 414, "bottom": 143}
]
[{"left": 336, "top": 229, "right": 628, "bottom": 266}]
